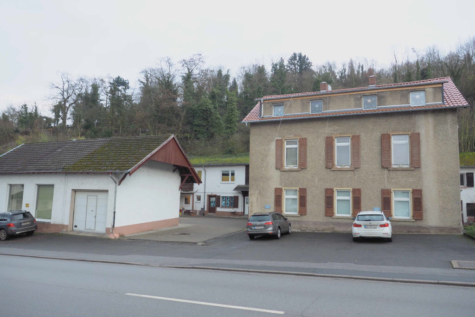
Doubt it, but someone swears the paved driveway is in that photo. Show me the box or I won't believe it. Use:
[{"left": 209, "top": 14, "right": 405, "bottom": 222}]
[{"left": 125, "top": 216, "right": 247, "bottom": 243}]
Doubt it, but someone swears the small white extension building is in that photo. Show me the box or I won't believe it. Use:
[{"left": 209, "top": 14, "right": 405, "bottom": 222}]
[
  {"left": 0, "top": 135, "right": 200, "bottom": 237},
  {"left": 460, "top": 163, "right": 475, "bottom": 224}
]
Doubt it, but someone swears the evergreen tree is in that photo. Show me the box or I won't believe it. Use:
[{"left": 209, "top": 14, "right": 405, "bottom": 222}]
[
  {"left": 193, "top": 98, "right": 224, "bottom": 139},
  {"left": 223, "top": 91, "right": 239, "bottom": 137},
  {"left": 270, "top": 58, "right": 289, "bottom": 94}
]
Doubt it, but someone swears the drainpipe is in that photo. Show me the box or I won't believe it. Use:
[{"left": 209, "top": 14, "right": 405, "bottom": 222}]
[
  {"left": 202, "top": 165, "right": 206, "bottom": 215},
  {"left": 109, "top": 173, "right": 118, "bottom": 233}
]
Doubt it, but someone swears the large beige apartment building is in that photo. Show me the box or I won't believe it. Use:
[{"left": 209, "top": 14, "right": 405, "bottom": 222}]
[{"left": 243, "top": 76, "right": 468, "bottom": 234}]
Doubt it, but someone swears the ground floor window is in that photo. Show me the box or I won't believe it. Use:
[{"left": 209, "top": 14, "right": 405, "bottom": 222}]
[
  {"left": 8, "top": 184, "right": 24, "bottom": 211},
  {"left": 221, "top": 196, "right": 234, "bottom": 207},
  {"left": 393, "top": 190, "right": 411, "bottom": 219},
  {"left": 36, "top": 185, "right": 54, "bottom": 220},
  {"left": 184, "top": 195, "right": 191, "bottom": 205},
  {"left": 335, "top": 189, "right": 351, "bottom": 216},
  {"left": 467, "top": 203, "right": 475, "bottom": 217},
  {"left": 196, "top": 195, "right": 202, "bottom": 203},
  {"left": 284, "top": 189, "right": 298, "bottom": 214}
]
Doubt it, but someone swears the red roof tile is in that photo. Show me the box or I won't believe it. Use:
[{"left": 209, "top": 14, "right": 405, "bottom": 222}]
[{"left": 242, "top": 77, "right": 468, "bottom": 123}]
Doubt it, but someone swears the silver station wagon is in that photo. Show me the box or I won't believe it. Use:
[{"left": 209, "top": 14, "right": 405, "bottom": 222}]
[{"left": 247, "top": 212, "right": 291, "bottom": 240}]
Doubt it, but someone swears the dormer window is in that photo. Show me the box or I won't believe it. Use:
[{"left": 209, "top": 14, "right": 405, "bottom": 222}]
[
  {"left": 363, "top": 95, "right": 377, "bottom": 109},
  {"left": 273, "top": 104, "right": 284, "bottom": 116},
  {"left": 410, "top": 91, "right": 426, "bottom": 106},
  {"left": 310, "top": 100, "right": 323, "bottom": 113}
]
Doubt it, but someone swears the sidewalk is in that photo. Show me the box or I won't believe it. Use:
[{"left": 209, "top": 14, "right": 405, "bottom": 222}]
[{"left": 2, "top": 231, "right": 475, "bottom": 285}]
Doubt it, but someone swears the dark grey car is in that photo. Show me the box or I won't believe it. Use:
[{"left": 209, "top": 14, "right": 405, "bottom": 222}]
[
  {"left": 247, "top": 212, "right": 291, "bottom": 240},
  {"left": 0, "top": 210, "right": 37, "bottom": 241}
]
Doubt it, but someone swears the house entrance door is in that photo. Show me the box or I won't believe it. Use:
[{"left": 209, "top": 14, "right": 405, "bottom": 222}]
[{"left": 208, "top": 195, "right": 216, "bottom": 213}]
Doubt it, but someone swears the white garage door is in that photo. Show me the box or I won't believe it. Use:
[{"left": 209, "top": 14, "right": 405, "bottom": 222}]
[{"left": 73, "top": 191, "right": 108, "bottom": 233}]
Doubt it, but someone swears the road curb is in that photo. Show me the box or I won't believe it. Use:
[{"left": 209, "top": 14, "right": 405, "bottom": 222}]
[{"left": 2, "top": 252, "right": 475, "bottom": 288}]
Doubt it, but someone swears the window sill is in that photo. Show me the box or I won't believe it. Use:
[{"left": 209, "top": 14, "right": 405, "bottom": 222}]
[
  {"left": 283, "top": 214, "right": 300, "bottom": 217},
  {"left": 331, "top": 167, "right": 355, "bottom": 171},
  {"left": 332, "top": 216, "right": 353, "bottom": 220},
  {"left": 391, "top": 218, "right": 415, "bottom": 222},
  {"left": 220, "top": 182, "right": 235, "bottom": 184},
  {"left": 281, "top": 168, "right": 302, "bottom": 172},
  {"left": 388, "top": 167, "right": 415, "bottom": 171}
]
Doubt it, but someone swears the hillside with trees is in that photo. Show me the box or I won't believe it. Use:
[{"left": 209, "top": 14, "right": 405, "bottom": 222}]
[{"left": 1, "top": 38, "right": 475, "bottom": 156}]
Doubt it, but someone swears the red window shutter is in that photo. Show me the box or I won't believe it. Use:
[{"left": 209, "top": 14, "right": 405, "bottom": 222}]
[
  {"left": 381, "top": 134, "right": 391, "bottom": 168},
  {"left": 274, "top": 188, "right": 282, "bottom": 213},
  {"left": 352, "top": 188, "right": 361, "bottom": 217},
  {"left": 275, "top": 139, "right": 283, "bottom": 170},
  {"left": 299, "top": 138, "right": 307, "bottom": 169},
  {"left": 381, "top": 189, "right": 391, "bottom": 218},
  {"left": 298, "top": 188, "right": 307, "bottom": 215},
  {"left": 325, "top": 136, "right": 334, "bottom": 169},
  {"left": 325, "top": 188, "right": 334, "bottom": 217},
  {"left": 233, "top": 196, "right": 239, "bottom": 208},
  {"left": 410, "top": 133, "right": 421, "bottom": 168},
  {"left": 351, "top": 135, "right": 361, "bottom": 169},
  {"left": 216, "top": 195, "right": 221, "bottom": 207},
  {"left": 413, "top": 189, "right": 423, "bottom": 220},
  {"left": 468, "top": 173, "right": 474, "bottom": 188}
]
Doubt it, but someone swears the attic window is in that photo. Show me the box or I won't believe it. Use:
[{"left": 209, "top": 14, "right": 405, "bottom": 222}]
[
  {"left": 310, "top": 100, "right": 323, "bottom": 113},
  {"left": 273, "top": 104, "right": 284, "bottom": 117},
  {"left": 363, "top": 95, "right": 377, "bottom": 109},
  {"left": 410, "top": 91, "right": 426, "bottom": 106}
]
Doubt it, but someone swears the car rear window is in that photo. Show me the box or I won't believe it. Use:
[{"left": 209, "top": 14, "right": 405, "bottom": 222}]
[
  {"left": 249, "top": 215, "right": 271, "bottom": 222},
  {"left": 357, "top": 215, "right": 384, "bottom": 221},
  {"left": 11, "top": 213, "right": 30, "bottom": 221}
]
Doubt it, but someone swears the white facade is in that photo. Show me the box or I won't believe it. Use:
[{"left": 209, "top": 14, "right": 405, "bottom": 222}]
[
  {"left": 181, "top": 165, "right": 247, "bottom": 214},
  {"left": 0, "top": 161, "right": 181, "bottom": 235},
  {"left": 460, "top": 167, "right": 475, "bottom": 223}
]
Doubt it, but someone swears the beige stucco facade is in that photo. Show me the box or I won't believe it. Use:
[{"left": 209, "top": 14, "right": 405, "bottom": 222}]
[
  {"left": 261, "top": 85, "right": 443, "bottom": 116},
  {"left": 249, "top": 109, "right": 462, "bottom": 234}
]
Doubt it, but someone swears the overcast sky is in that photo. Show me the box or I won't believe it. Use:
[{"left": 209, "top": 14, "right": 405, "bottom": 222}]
[{"left": 1, "top": 0, "right": 474, "bottom": 115}]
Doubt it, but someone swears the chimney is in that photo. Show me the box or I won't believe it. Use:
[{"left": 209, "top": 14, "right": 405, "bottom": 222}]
[
  {"left": 320, "top": 82, "right": 328, "bottom": 92},
  {"left": 369, "top": 75, "right": 376, "bottom": 86}
]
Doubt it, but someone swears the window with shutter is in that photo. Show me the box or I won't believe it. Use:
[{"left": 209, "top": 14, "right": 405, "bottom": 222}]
[
  {"left": 274, "top": 188, "right": 282, "bottom": 213},
  {"left": 325, "top": 137, "right": 334, "bottom": 169},
  {"left": 325, "top": 188, "right": 334, "bottom": 217},
  {"left": 381, "top": 134, "right": 391, "bottom": 168},
  {"left": 410, "top": 133, "right": 421, "bottom": 168},
  {"left": 299, "top": 188, "right": 307, "bottom": 215},
  {"left": 275, "top": 139, "right": 283, "bottom": 169},
  {"left": 393, "top": 190, "right": 411, "bottom": 219},
  {"left": 233, "top": 196, "right": 239, "bottom": 208},
  {"left": 352, "top": 188, "right": 361, "bottom": 217},
  {"left": 412, "top": 189, "right": 423, "bottom": 220},
  {"left": 381, "top": 189, "right": 391, "bottom": 218},
  {"left": 285, "top": 139, "right": 299, "bottom": 168},
  {"left": 284, "top": 189, "right": 298, "bottom": 215},
  {"left": 351, "top": 135, "right": 361, "bottom": 169},
  {"left": 299, "top": 138, "right": 307, "bottom": 169}
]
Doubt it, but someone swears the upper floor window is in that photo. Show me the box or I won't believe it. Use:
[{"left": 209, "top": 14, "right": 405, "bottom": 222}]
[
  {"left": 285, "top": 139, "right": 298, "bottom": 168},
  {"left": 363, "top": 95, "right": 377, "bottom": 109},
  {"left": 221, "top": 170, "right": 235, "bottom": 183},
  {"left": 410, "top": 91, "right": 426, "bottom": 106},
  {"left": 310, "top": 100, "right": 323, "bottom": 114},
  {"left": 273, "top": 104, "right": 284, "bottom": 116},
  {"left": 335, "top": 137, "right": 351, "bottom": 168},
  {"left": 392, "top": 135, "right": 410, "bottom": 168}
]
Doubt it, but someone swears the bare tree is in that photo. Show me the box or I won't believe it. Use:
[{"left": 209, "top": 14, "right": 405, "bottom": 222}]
[{"left": 50, "top": 73, "right": 86, "bottom": 128}]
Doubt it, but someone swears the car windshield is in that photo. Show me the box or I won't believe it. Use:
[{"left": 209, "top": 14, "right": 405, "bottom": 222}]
[
  {"left": 357, "top": 215, "right": 384, "bottom": 221},
  {"left": 249, "top": 215, "right": 271, "bottom": 222}
]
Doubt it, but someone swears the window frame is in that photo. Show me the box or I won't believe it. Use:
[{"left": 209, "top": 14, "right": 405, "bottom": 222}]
[
  {"left": 35, "top": 184, "right": 54, "bottom": 221},
  {"left": 8, "top": 184, "right": 24, "bottom": 212},
  {"left": 196, "top": 195, "right": 202, "bottom": 203},
  {"left": 391, "top": 134, "right": 410, "bottom": 168},
  {"left": 410, "top": 91, "right": 426, "bottom": 106},
  {"left": 334, "top": 188, "right": 352, "bottom": 217},
  {"left": 310, "top": 100, "right": 323, "bottom": 114},
  {"left": 392, "top": 189, "right": 412, "bottom": 219},
  {"left": 460, "top": 173, "right": 466, "bottom": 187},
  {"left": 221, "top": 170, "right": 235, "bottom": 183},
  {"left": 284, "top": 139, "right": 299, "bottom": 169},
  {"left": 362, "top": 95, "right": 378, "bottom": 109},
  {"left": 273, "top": 104, "right": 284, "bottom": 117},
  {"left": 220, "top": 196, "right": 235, "bottom": 208},
  {"left": 334, "top": 136, "right": 351, "bottom": 168},
  {"left": 283, "top": 188, "right": 299, "bottom": 215}
]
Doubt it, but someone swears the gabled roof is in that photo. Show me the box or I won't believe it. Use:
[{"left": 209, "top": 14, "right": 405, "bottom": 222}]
[
  {"left": 0, "top": 135, "right": 200, "bottom": 184},
  {"left": 243, "top": 77, "right": 468, "bottom": 123}
]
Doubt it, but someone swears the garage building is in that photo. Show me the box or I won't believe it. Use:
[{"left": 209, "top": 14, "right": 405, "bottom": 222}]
[{"left": 0, "top": 135, "right": 200, "bottom": 237}]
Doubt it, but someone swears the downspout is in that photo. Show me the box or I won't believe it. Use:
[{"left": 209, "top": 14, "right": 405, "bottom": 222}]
[
  {"left": 202, "top": 165, "right": 206, "bottom": 215},
  {"left": 109, "top": 173, "right": 118, "bottom": 233}
]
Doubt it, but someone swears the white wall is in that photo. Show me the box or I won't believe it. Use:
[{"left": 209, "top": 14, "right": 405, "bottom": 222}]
[
  {"left": 460, "top": 167, "right": 475, "bottom": 222},
  {"left": 115, "top": 161, "right": 181, "bottom": 227},
  {"left": 0, "top": 174, "right": 116, "bottom": 228},
  {"left": 192, "top": 165, "right": 246, "bottom": 213}
]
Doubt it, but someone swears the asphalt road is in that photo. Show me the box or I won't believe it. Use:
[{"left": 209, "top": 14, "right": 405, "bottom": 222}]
[{"left": 1, "top": 255, "right": 474, "bottom": 317}]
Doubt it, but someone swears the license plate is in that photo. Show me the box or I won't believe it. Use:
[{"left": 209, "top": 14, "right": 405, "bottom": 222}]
[
  {"left": 22, "top": 222, "right": 30, "bottom": 226},
  {"left": 253, "top": 226, "right": 264, "bottom": 229},
  {"left": 364, "top": 225, "right": 377, "bottom": 229}
]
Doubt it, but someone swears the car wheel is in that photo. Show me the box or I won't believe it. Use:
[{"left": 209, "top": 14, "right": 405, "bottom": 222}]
[
  {"left": 288, "top": 224, "right": 292, "bottom": 234},
  {"left": 26, "top": 231, "right": 35, "bottom": 236},
  {"left": 387, "top": 237, "right": 393, "bottom": 242},
  {"left": 275, "top": 228, "right": 281, "bottom": 239},
  {"left": 352, "top": 237, "right": 359, "bottom": 242},
  {"left": 0, "top": 229, "right": 8, "bottom": 241}
]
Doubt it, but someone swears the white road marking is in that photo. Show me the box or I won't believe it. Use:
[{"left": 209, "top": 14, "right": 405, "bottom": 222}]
[{"left": 126, "top": 293, "right": 285, "bottom": 315}]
